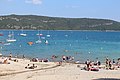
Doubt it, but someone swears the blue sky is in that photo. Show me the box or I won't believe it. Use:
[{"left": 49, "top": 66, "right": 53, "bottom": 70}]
[{"left": 0, "top": 0, "right": 120, "bottom": 21}]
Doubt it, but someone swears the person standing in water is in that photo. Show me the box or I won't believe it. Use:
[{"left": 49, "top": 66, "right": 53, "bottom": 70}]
[{"left": 9, "top": 53, "right": 12, "bottom": 60}]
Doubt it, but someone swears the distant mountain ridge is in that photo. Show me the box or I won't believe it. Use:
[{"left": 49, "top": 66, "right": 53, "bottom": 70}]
[{"left": 0, "top": 14, "right": 120, "bottom": 30}]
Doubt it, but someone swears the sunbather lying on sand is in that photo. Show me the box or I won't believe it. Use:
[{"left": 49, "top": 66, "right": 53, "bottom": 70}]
[
  {"left": 1, "top": 58, "right": 10, "bottom": 64},
  {"left": 25, "top": 64, "right": 37, "bottom": 69}
]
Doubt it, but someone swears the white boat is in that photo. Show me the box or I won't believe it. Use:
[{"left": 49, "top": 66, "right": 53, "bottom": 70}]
[
  {"left": 46, "top": 34, "right": 50, "bottom": 37},
  {"left": 36, "top": 34, "right": 42, "bottom": 44},
  {"left": 20, "top": 33, "right": 27, "bottom": 36},
  {"left": 36, "top": 40, "right": 42, "bottom": 43},
  {"left": 6, "top": 31, "right": 16, "bottom": 42},
  {"left": 20, "top": 27, "right": 27, "bottom": 36},
  {"left": 4, "top": 43, "right": 11, "bottom": 45},
  {"left": 36, "top": 33, "right": 43, "bottom": 36},
  {"left": 36, "top": 30, "right": 43, "bottom": 36},
  {"left": 8, "top": 31, "right": 13, "bottom": 37},
  {"left": 6, "top": 39, "right": 16, "bottom": 42},
  {"left": 36, "top": 30, "right": 43, "bottom": 44},
  {"left": 45, "top": 40, "right": 48, "bottom": 44},
  {"left": 46, "top": 30, "right": 51, "bottom": 37},
  {"left": 41, "top": 37, "right": 45, "bottom": 39}
]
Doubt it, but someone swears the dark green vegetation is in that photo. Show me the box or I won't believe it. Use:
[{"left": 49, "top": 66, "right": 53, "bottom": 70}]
[{"left": 0, "top": 14, "right": 120, "bottom": 30}]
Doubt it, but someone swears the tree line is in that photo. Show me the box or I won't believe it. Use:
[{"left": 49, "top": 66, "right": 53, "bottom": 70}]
[{"left": 0, "top": 14, "right": 120, "bottom": 30}]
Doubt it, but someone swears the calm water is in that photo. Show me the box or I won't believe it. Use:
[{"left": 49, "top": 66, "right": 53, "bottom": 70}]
[{"left": 0, "top": 30, "right": 120, "bottom": 62}]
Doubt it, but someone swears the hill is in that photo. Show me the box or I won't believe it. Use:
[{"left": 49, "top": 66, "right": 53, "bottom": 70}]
[{"left": 0, "top": 14, "right": 120, "bottom": 30}]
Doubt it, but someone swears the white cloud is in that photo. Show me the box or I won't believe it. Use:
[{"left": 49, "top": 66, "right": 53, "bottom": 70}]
[{"left": 25, "top": 0, "right": 42, "bottom": 5}]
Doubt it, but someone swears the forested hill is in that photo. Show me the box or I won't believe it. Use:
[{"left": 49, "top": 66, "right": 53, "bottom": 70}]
[{"left": 0, "top": 14, "right": 120, "bottom": 30}]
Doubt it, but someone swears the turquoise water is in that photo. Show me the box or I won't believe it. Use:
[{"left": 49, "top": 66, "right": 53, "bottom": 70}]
[{"left": 0, "top": 30, "right": 120, "bottom": 62}]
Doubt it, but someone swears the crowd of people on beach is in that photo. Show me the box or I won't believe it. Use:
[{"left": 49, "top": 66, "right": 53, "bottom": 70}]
[
  {"left": 105, "top": 58, "right": 120, "bottom": 70},
  {"left": 0, "top": 53, "right": 18, "bottom": 64},
  {"left": 83, "top": 59, "right": 100, "bottom": 71},
  {"left": 25, "top": 64, "right": 37, "bottom": 69},
  {"left": 1, "top": 53, "right": 120, "bottom": 71},
  {"left": 62, "top": 55, "right": 74, "bottom": 62},
  {"left": 30, "top": 57, "right": 49, "bottom": 62},
  {"left": 83, "top": 57, "right": 120, "bottom": 71}
]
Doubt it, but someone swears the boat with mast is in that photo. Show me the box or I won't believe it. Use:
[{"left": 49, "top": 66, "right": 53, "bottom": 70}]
[
  {"left": 36, "top": 29, "right": 43, "bottom": 36},
  {"left": 36, "top": 36, "right": 42, "bottom": 44},
  {"left": 6, "top": 31, "right": 16, "bottom": 42},
  {"left": 46, "top": 30, "right": 50, "bottom": 37},
  {"left": 20, "top": 27, "right": 27, "bottom": 36},
  {"left": 36, "top": 30, "right": 42, "bottom": 44},
  {"left": 45, "top": 40, "right": 48, "bottom": 44}
]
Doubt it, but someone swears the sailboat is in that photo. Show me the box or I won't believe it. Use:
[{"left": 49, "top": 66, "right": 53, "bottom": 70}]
[
  {"left": 46, "top": 30, "right": 50, "bottom": 37},
  {"left": 20, "top": 27, "right": 27, "bottom": 36},
  {"left": 36, "top": 30, "right": 43, "bottom": 36},
  {"left": 36, "top": 30, "right": 42, "bottom": 44},
  {"left": 6, "top": 31, "right": 16, "bottom": 42},
  {"left": 8, "top": 31, "right": 12, "bottom": 37},
  {"left": 36, "top": 38, "right": 42, "bottom": 44},
  {"left": 45, "top": 40, "right": 48, "bottom": 44}
]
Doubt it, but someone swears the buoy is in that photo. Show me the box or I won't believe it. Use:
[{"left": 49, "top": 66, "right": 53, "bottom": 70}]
[{"left": 27, "top": 42, "right": 33, "bottom": 45}]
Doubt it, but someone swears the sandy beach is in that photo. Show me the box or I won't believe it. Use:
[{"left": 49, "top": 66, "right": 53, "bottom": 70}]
[{"left": 0, "top": 57, "right": 120, "bottom": 80}]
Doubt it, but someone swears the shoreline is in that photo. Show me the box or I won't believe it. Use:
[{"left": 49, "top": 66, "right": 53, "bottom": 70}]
[
  {"left": 0, "top": 56, "right": 120, "bottom": 80},
  {"left": 1, "top": 29, "right": 120, "bottom": 32}
]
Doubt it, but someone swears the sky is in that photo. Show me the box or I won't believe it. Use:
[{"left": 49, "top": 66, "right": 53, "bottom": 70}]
[{"left": 0, "top": 0, "right": 120, "bottom": 22}]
